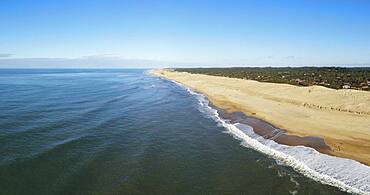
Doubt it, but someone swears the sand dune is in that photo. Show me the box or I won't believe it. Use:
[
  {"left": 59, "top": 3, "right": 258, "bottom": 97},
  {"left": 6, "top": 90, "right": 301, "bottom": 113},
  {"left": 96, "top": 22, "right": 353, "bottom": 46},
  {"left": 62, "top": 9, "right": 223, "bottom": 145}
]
[{"left": 152, "top": 69, "right": 370, "bottom": 165}]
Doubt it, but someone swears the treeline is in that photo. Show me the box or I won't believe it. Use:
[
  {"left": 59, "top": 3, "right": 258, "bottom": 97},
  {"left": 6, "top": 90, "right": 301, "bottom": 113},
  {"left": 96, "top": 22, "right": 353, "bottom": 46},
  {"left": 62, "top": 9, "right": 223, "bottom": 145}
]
[{"left": 175, "top": 67, "right": 370, "bottom": 91}]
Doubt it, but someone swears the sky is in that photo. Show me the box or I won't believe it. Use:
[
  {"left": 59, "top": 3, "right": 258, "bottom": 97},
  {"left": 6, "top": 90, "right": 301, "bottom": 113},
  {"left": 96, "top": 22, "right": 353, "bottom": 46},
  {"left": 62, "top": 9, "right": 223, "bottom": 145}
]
[{"left": 0, "top": 0, "right": 370, "bottom": 68}]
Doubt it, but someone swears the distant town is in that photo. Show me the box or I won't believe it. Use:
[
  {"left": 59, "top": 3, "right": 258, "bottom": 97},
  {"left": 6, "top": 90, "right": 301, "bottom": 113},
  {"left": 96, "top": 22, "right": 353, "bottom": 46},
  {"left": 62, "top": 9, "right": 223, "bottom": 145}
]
[{"left": 175, "top": 67, "right": 370, "bottom": 91}]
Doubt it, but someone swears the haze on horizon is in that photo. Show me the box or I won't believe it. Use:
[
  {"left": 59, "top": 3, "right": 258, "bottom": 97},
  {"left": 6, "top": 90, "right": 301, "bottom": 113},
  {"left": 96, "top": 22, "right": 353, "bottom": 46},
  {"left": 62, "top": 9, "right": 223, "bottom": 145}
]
[{"left": 1, "top": 0, "right": 370, "bottom": 68}]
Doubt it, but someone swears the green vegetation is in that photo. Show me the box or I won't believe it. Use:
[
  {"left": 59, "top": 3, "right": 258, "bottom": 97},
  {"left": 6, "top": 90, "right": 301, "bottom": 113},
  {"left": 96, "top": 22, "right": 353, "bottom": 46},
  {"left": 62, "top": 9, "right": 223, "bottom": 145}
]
[{"left": 175, "top": 67, "right": 370, "bottom": 91}]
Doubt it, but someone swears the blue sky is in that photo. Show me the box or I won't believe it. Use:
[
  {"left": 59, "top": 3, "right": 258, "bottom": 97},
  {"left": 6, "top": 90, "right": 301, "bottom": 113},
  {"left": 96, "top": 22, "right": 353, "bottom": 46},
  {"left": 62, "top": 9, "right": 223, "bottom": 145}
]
[{"left": 1, "top": 0, "right": 370, "bottom": 67}]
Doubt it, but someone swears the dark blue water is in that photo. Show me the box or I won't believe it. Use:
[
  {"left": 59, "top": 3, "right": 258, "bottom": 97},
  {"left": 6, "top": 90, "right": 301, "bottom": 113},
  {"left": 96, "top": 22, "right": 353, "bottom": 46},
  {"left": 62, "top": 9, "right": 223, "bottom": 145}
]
[{"left": 0, "top": 69, "right": 345, "bottom": 194}]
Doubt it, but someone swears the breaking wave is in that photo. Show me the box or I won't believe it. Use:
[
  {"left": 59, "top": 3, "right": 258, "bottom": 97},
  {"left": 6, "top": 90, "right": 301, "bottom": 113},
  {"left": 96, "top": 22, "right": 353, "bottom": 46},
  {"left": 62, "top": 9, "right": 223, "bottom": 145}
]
[{"left": 170, "top": 79, "right": 370, "bottom": 195}]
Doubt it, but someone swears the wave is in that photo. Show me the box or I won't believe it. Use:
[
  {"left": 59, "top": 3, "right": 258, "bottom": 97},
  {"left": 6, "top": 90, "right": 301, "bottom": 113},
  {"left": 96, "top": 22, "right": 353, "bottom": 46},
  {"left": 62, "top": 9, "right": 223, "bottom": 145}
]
[{"left": 168, "top": 79, "right": 370, "bottom": 195}]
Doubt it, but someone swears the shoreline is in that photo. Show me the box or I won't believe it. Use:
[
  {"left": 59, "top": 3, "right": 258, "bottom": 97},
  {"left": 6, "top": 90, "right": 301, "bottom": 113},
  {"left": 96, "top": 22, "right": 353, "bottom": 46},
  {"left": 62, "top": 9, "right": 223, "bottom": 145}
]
[
  {"left": 215, "top": 106, "right": 332, "bottom": 154},
  {"left": 151, "top": 69, "right": 370, "bottom": 166}
]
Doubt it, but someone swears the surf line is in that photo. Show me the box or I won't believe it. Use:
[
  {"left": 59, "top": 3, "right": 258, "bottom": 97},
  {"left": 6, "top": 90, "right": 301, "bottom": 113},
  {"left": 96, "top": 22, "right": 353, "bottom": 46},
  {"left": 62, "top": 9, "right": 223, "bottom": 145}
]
[{"left": 161, "top": 76, "right": 369, "bottom": 195}]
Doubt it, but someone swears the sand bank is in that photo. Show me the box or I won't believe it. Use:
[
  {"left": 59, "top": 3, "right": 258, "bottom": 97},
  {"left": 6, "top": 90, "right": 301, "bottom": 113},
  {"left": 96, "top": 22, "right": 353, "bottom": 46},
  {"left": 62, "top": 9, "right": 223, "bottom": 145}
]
[{"left": 152, "top": 69, "right": 370, "bottom": 165}]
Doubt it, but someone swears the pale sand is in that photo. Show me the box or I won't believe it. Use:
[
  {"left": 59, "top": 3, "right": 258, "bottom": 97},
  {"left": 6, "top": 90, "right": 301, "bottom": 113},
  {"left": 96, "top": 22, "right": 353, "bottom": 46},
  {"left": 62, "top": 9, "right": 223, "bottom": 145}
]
[{"left": 152, "top": 69, "right": 370, "bottom": 165}]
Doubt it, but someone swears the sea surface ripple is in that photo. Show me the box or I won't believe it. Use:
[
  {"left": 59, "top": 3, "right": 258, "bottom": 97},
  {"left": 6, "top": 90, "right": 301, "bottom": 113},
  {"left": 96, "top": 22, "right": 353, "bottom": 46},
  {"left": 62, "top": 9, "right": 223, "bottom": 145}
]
[{"left": 0, "top": 69, "right": 351, "bottom": 194}]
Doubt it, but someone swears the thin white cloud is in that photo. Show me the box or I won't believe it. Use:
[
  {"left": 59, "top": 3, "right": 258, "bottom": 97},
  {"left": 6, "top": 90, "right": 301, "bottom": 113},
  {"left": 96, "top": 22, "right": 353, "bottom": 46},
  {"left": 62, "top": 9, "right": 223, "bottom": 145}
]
[
  {"left": 0, "top": 57, "right": 181, "bottom": 68},
  {"left": 0, "top": 56, "right": 369, "bottom": 68},
  {"left": 0, "top": 53, "right": 14, "bottom": 58}
]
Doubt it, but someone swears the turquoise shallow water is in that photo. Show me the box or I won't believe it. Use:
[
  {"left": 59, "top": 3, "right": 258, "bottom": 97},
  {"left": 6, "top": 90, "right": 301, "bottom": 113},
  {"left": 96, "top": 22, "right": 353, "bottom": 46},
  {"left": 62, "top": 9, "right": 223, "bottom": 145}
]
[{"left": 0, "top": 69, "right": 346, "bottom": 194}]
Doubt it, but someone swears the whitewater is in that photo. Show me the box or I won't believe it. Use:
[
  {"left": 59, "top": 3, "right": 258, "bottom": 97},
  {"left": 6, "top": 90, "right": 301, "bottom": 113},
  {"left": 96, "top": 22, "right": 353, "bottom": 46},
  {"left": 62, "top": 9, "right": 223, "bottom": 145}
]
[{"left": 166, "top": 78, "right": 370, "bottom": 195}]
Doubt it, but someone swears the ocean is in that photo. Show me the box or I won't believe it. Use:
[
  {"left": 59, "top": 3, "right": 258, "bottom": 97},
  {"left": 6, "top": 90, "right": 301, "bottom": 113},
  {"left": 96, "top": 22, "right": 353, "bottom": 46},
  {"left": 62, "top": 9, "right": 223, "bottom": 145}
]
[{"left": 0, "top": 69, "right": 358, "bottom": 194}]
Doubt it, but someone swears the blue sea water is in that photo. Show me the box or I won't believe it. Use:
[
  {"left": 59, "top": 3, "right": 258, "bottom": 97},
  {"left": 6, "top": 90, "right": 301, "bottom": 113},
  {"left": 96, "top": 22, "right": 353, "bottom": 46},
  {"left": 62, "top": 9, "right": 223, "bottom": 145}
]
[{"left": 0, "top": 69, "right": 348, "bottom": 194}]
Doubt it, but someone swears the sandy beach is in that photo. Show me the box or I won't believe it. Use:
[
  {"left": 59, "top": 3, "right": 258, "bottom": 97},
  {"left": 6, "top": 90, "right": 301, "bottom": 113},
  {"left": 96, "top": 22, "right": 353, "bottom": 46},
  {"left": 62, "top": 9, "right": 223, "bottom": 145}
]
[{"left": 152, "top": 69, "right": 370, "bottom": 165}]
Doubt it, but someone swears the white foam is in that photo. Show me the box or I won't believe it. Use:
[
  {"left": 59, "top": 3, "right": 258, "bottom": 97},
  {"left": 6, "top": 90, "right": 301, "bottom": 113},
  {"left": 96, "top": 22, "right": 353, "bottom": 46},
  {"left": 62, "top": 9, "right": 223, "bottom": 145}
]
[{"left": 168, "top": 79, "right": 370, "bottom": 195}]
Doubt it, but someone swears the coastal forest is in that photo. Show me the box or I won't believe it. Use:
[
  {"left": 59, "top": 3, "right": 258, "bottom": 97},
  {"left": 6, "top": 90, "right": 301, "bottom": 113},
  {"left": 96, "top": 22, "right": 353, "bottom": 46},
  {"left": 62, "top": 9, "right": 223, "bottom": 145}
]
[{"left": 175, "top": 67, "right": 370, "bottom": 91}]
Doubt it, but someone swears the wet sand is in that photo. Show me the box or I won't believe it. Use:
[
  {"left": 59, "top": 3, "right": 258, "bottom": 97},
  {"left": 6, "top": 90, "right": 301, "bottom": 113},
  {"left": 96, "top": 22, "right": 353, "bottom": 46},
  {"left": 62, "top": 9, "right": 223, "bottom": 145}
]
[
  {"left": 216, "top": 107, "right": 331, "bottom": 153},
  {"left": 151, "top": 69, "right": 370, "bottom": 165}
]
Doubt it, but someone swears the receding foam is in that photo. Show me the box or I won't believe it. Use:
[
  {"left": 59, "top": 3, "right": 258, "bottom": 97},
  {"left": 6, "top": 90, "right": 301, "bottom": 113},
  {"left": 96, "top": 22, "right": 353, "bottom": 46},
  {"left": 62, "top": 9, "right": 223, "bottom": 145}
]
[{"left": 168, "top": 79, "right": 370, "bottom": 195}]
